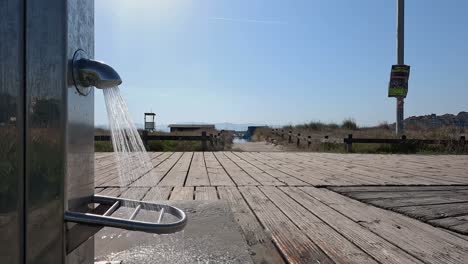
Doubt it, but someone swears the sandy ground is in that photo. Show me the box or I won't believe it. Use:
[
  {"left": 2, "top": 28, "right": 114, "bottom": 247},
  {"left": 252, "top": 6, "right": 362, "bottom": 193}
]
[{"left": 232, "top": 141, "right": 285, "bottom": 152}]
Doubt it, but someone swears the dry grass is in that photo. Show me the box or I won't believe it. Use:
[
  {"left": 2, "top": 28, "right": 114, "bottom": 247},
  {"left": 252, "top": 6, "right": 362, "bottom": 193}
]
[{"left": 253, "top": 120, "right": 466, "bottom": 154}]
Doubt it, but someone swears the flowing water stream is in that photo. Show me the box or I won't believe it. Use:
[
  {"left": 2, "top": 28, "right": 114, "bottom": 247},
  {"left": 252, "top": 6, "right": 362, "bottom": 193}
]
[{"left": 103, "top": 86, "right": 156, "bottom": 187}]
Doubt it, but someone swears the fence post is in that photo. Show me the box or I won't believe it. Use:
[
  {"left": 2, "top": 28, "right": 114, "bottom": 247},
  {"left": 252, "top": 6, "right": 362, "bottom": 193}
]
[
  {"left": 201, "top": 131, "right": 207, "bottom": 151},
  {"left": 288, "top": 131, "right": 292, "bottom": 143},
  {"left": 219, "top": 132, "right": 225, "bottom": 148},
  {"left": 460, "top": 136, "right": 466, "bottom": 149},
  {"left": 346, "top": 134, "right": 353, "bottom": 153},
  {"left": 209, "top": 133, "right": 214, "bottom": 147},
  {"left": 307, "top": 136, "right": 311, "bottom": 149},
  {"left": 281, "top": 130, "right": 284, "bottom": 139},
  {"left": 141, "top": 130, "right": 149, "bottom": 150},
  {"left": 296, "top": 133, "right": 301, "bottom": 148}
]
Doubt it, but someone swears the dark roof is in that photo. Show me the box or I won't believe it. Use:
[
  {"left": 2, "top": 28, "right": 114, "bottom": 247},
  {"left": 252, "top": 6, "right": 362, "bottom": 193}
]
[
  {"left": 144, "top": 113, "right": 156, "bottom": 116},
  {"left": 168, "top": 124, "right": 215, "bottom": 128}
]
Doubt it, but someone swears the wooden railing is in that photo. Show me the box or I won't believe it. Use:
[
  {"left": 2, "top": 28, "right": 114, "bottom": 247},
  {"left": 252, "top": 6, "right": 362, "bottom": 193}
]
[
  {"left": 95, "top": 131, "right": 226, "bottom": 151},
  {"left": 269, "top": 128, "right": 466, "bottom": 153},
  {"left": 343, "top": 134, "right": 466, "bottom": 153},
  {"left": 269, "top": 129, "right": 334, "bottom": 149}
]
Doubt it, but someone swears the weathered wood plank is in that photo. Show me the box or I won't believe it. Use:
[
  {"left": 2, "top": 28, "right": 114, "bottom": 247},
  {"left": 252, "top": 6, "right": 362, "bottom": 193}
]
[
  {"left": 169, "top": 186, "right": 194, "bottom": 200},
  {"left": 368, "top": 195, "right": 468, "bottom": 208},
  {"left": 300, "top": 187, "right": 468, "bottom": 264},
  {"left": 158, "top": 152, "right": 193, "bottom": 186},
  {"left": 142, "top": 186, "right": 172, "bottom": 201},
  {"left": 98, "top": 187, "right": 127, "bottom": 197},
  {"left": 239, "top": 186, "right": 333, "bottom": 264},
  {"left": 217, "top": 187, "right": 285, "bottom": 264},
  {"left": 329, "top": 186, "right": 468, "bottom": 193},
  {"left": 224, "top": 152, "right": 283, "bottom": 186},
  {"left": 396, "top": 202, "right": 468, "bottom": 221},
  {"left": 429, "top": 215, "right": 468, "bottom": 235},
  {"left": 214, "top": 152, "right": 259, "bottom": 186},
  {"left": 279, "top": 186, "right": 423, "bottom": 264},
  {"left": 120, "top": 187, "right": 150, "bottom": 200},
  {"left": 130, "top": 152, "right": 174, "bottom": 186},
  {"left": 256, "top": 152, "right": 347, "bottom": 186},
  {"left": 339, "top": 190, "right": 468, "bottom": 200},
  {"left": 185, "top": 152, "right": 210, "bottom": 186},
  {"left": 260, "top": 186, "right": 378, "bottom": 264},
  {"left": 194, "top": 187, "right": 218, "bottom": 200},
  {"left": 204, "top": 152, "right": 235, "bottom": 186},
  {"left": 235, "top": 152, "right": 307, "bottom": 186}
]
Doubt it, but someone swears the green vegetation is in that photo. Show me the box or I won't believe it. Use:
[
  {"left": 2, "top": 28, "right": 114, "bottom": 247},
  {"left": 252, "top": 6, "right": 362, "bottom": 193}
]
[
  {"left": 95, "top": 140, "right": 222, "bottom": 152},
  {"left": 341, "top": 118, "right": 358, "bottom": 130}
]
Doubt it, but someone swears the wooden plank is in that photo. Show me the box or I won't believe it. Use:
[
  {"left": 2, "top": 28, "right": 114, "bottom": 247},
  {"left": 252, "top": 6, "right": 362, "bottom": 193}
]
[
  {"left": 234, "top": 152, "right": 307, "bottom": 186},
  {"left": 120, "top": 187, "right": 150, "bottom": 200},
  {"left": 255, "top": 153, "right": 345, "bottom": 186},
  {"left": 329, "top": 186, "right": 468, "bottom": 193},
  {"left": 130, "top": 152, "right": 174, "bottom": 186},
  {"left": 213, "top": 152, "right": 259, "bottom": 186},
  {"left": 185, "top": 152, "right": 210, "bottom": 186},
  {"left": 158, "top": 152, "right": 193, "bottom": 186},
  {"left": 194, "top": 187, "right": 218, "bottom": 200},
  {"left": 239, "top": 186, "right": 333, "bottom": 264},
  {"left": 169, "top": 186, "right": 194, "bottom": 200},
  {"left": 369, "top": 195, "right": 468, "bottom": 208},
  {"left": 449, "top": 222, "right": 468, "bottom": 235},
  {"left": 261, "top": 152, "right": 376, "bottom": 186},
  {"left": 98, "top": 187, "right": 127, "bottom": 197},
  {"left": 96, "top": 152, "right": 166, "bottom": 188},
  {"left": 312, "top": 153, "right": 468, "bottom": 185},
  {"left": 204, "top": 152, "right": 235, "bottom": 186},
  {"left": 430, "top": 215, "right": 468, "bottom": 235},
  {"left": 300, "top": 187, "right": 468, "bottom": 264},
  {"left": 224, "top": 152, "right": 283, "bottom": 186},
  {"left": 142, "top": 186, "right": 172, "bottom": 201},
  {"left": 396, "top": 202, "right": 468, "bottom": 221},
  {"left": 217, "top": 187, "right": 285, "bottom": 264},
  {"left": 339, "top": 190, "right": 468, "bottom": 200},
  {"left": 259, "top": 186, "right": 378, "bottom": 264},
  {"left": 279, "top": 186, "right": 423, "bottom": 264}
]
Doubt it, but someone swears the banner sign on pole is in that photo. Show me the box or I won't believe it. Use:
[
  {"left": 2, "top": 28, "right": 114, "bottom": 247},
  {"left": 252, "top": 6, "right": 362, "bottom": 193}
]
[{"left": 388, "top": 64, "right": 410, "bottom": 97}]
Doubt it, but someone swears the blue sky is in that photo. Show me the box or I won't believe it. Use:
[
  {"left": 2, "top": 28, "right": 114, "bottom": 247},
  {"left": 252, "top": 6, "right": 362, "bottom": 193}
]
[{"left": 95, "top": 0, "right": 468, "bottom": 127}]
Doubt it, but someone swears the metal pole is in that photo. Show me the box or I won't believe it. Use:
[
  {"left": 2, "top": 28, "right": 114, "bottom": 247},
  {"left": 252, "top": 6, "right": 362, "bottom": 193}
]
[{"left": 396, "top": 0, "right": 405, "bottom": 135}]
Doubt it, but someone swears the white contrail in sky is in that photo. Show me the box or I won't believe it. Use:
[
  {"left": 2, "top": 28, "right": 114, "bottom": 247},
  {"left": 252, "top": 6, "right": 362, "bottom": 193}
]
[{"left": 209, "top": 17, "right": 286, "bottom": 25}]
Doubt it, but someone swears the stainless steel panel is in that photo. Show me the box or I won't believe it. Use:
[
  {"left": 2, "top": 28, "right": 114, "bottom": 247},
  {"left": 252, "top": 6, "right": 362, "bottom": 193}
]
[
  {"left": 66, "top": 1, "right": 95, "bottom": 263},
  {"left": 25, "top": 0, "right": 67, "bottom": 262},
  {"left": 0, "top": 0, "right": 25, "bottom": 263},
  {"left": 25, "top": 0, "right": 95, "bottom": 263}
]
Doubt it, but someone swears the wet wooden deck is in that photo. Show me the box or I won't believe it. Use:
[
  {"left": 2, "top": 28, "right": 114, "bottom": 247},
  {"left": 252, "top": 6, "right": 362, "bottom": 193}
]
[{"left": 95, "top": 152, "right": 468, "bottom": 264}]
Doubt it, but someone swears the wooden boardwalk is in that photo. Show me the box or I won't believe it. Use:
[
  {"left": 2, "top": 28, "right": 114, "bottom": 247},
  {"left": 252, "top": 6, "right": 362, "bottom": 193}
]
[{"left": 95, "top": 152, "right": 468, "bottom": 264}]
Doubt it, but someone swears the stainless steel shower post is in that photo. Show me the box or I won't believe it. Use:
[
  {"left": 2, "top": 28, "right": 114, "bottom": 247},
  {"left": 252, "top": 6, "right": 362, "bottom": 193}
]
[{"left": 1, "top": 0, "right": 95, "bottom": 263}]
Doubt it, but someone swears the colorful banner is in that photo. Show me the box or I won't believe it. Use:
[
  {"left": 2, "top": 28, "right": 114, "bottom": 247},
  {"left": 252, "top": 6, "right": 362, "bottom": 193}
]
[{"left": 388, "top": 64, "right": 410, "bottom": 97}]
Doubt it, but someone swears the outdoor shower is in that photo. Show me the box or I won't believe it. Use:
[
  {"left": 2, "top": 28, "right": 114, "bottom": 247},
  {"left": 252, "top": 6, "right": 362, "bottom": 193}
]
[
  {"left": 72, "top": 49, "right": 122, "bottom": 92},
  {"left": 0, "top": 1, "right": 186, "bottom": 263}
]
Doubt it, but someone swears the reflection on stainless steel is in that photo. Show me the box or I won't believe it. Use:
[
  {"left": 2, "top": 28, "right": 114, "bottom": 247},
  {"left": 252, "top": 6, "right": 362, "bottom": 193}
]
[
  {"left": 1, "top": 1, "right": 185, "bottom": 263},
  {"left": 72, "top": 49, "right": 122, "bottom": 91},
  {"left": 0, "top": 0, "right": 24, "bottom": 263}
]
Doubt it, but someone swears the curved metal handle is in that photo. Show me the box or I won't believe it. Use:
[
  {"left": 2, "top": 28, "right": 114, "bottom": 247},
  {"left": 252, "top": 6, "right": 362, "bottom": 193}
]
[{"left": 65, "top": 195, "right": 187, "bottom": 234}]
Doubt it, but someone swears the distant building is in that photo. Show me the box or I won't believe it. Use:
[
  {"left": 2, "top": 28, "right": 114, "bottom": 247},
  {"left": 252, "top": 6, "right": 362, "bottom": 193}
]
[
  {"left": 168, "top": 124, "right": 216, "bottom": 133},
  {"left": 243, "top": 125, "right": 268, "bottom": 140}
]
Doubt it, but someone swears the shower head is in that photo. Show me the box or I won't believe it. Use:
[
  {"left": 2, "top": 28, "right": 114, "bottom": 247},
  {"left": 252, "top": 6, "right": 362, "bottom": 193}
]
[{"left": 72, "top": 49, "right": 122, "bottom": 94}]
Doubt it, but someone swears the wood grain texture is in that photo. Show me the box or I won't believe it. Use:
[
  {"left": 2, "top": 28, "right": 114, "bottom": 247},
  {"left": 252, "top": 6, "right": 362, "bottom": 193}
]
[{"left": 94, "top": 152, "right": 468, "bottom": 263}]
